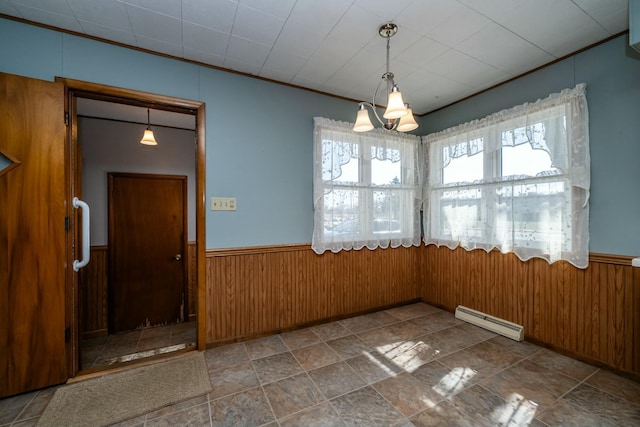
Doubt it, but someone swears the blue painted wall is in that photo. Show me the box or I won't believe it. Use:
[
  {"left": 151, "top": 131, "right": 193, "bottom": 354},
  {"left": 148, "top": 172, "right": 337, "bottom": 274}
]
[
  {"left": 421, "top": 35, "right": 640, "bottom": 257},
  {"left": 3, "top": 18, "right": 638, "bottom": 255},
  {"left": 0, "top": 17, "right": 356, "bottom": 249}
]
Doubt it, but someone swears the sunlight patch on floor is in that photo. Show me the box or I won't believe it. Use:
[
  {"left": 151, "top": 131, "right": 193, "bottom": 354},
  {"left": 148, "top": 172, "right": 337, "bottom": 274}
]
[{"left": 491, "top": 393, "right": 538, "bottom": 426}]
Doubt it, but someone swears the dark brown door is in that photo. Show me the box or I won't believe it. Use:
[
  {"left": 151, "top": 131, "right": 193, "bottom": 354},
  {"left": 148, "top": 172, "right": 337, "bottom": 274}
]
[
  {"left": 108, "top": 173, "right": 187, "bottom": 333},
  {"left": 0, "top": 73, "right": 68, "bottom": 397}
]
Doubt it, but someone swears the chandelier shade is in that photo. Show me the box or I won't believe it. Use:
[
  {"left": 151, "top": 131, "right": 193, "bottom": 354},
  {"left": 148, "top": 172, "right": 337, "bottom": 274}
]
[
  {"left": 396, "top": 105, "right": 418, "bottom": 132},
  {"left": 354, "top": 105, "right": 375, "bottom": 132},
  {"left": 139, "top": 108, "right": 158, "bottom": 146},
  {"left": 383, "top": 88, "right": 407, "bottom": 119},
  {"left": 140, "top": 129, "right": 158, "bottom": 145},
  {"left": 353, "top": 23, "right": 418, "bottom": 133}
]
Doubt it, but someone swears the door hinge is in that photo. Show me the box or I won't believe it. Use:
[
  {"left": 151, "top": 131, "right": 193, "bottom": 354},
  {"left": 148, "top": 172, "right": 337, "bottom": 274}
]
[
  {"left": 65, "top": 216, "right": 70, "bottom": 231},
  {"left": 64, "top": 112, "right": 69, "bottom": 126},
  {"left": 65, "top": 327, "right": 71, "bottom": 343}
]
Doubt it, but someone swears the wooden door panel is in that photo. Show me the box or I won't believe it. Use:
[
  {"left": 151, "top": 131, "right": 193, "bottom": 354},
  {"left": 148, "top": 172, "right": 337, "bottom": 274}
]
[
  {"left": 0, "top": 73, "right": 67, "bottom": 397},
  {"left": 108, "top": 173, "right": 187, "bottom": 333}
]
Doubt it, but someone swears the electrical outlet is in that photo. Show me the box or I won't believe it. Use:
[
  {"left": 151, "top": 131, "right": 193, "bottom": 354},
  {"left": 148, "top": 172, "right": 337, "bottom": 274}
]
[{"left": 211, "top": 197, "right": 236, "bottom": 211}]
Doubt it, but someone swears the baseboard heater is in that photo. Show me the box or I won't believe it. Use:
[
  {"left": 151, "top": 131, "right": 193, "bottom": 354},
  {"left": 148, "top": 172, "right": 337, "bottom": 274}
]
[{"left": 455, "top": 305, "right": 524, "bottom": 341}]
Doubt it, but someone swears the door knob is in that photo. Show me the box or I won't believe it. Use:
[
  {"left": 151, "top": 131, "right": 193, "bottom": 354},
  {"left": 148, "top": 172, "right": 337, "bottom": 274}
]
[{"left": 174, "top": 254, "right": 182, "bottom": 261}]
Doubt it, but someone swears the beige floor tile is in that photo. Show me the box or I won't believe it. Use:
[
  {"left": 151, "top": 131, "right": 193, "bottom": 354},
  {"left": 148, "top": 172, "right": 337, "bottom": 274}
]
[
  {"left": 210, "top": 387, "right": 275, "bottom": 426},
  {"left": 562, "top": 383, "right": 640, "bottom": 426},
  {"left": 207, "top": 361, "right": 259, "bottom": 399},
  {"left": 536, "top": 398, "right": 617, "bottom": 426},
  {"left": 262, "top": 373, "right": 324, "bottom": 419},
  {"left": 244, "top": 335, "right": 287, "bottom": 360},
  {"left": 330, "top": 385, "right": 405, "bottom": 426},
  {"left": 279, "top": 402, "right": 345, "bottom": 427},
  {"left": 292, "top": 342, "right": 342, "bottom": 370},
  {"left": 338, "top": 315, "right": 379, "bottom": 333},
  {"left": 252, "top": 351, "right": 303, "bottom": 384},
  {"left": 480, "top": 359, "right": 579, "bottom": 410},
  {"left": 204, "top": 342, "right": 249, "bottom": 370},
  {"left": 280, "top": 328, "right": 321, "bottom": 350},
  {"left": 311, "top": 321, "right": 351, "bottom": 341},
  {"left": 347, "top": 351, "right": 403, "bottom": 384},
  {"left": 528, "top": 347, "right": 598, "bottom": 381},
  {"left": 373, "top": 372, "right": 443, "bottom": 417},
  {"left": 585, "top": 369, "right": 640, "bottom": 405},
  {"left": 308, "top": 361, "right": 366, "bottom": 399},
  {"left": 410, "top": 400, "right": 475, "bottom": 427},
  {"left": 327, "top": 334, "right": 373, "bottom": 359}
]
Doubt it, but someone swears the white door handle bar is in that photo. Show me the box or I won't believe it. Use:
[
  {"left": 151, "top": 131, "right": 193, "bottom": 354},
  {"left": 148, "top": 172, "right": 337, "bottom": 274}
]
[{"left": 72, "top": 197, "right": 90, "bottom": 272}]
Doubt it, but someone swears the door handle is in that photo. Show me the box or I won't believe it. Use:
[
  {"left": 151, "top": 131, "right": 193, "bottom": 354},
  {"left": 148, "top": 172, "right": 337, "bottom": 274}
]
[
  {"left": 72, "top": 197, "right": 90, "bottom": 272},
  {"left": 174, "top": 254, "right": 182, "bottom": 261}
]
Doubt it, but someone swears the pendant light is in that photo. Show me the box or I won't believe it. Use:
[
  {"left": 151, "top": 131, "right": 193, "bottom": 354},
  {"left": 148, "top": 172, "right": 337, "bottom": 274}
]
[
  {"left": 352, "top": 23, "right": 418, "bottom": 133},
  {"left": 140, "top": 108, "right": 158, "bottom": 146}
]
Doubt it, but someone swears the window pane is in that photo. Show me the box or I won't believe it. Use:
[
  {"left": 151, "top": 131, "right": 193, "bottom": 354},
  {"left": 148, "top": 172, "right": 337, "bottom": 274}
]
[
  {"left": 438, "top": 187, "right": 483, "bottom": 241},
  {"left": 443, "top": 151, "right": 483, "bottom": 185},
  {"left": 322, "top": 140, "right": 359, "bottom": 183},
  {"left": 496, "top": 181, "right": 568, "bottom": 250},
  {"left": 502, "top": 142, "right": 557, "bottom": 178},
  {"left": 332, "top": 157, "right": 359, "bottom": 183},
  {"left": 372, "top": 157, "right": 401, "bottom": 185},
  {"left": 373, "top": 189, "right": 412, "bottom": 237},
  {"left": 322, "top": 189, "right": 359, "bottom": 237}
]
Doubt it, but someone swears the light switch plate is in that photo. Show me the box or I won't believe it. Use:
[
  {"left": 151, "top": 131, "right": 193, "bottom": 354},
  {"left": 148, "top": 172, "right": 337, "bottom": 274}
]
[
  {"left": 211, "top": 197, "right": 236, "bottom": 211},
  {"left": 632, "top": 257, "right": 640, "bottom": 268}
]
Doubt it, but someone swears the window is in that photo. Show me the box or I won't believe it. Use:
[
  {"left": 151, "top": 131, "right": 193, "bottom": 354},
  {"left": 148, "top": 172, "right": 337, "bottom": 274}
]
[
  {"left": 424, "top": 84, "right": 590, "bottom": 268},
  {"left": 312, "top": 117, "right": 421, "bottom": 254}
]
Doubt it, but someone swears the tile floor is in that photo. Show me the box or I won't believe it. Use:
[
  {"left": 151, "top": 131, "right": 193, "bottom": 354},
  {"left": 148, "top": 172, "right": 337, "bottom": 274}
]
[
  {"left": 2, "top": 303, "right": 639, "bottom": 426},
  {"left": 80, "top": 321, "right": 197, "bottom": 370}
]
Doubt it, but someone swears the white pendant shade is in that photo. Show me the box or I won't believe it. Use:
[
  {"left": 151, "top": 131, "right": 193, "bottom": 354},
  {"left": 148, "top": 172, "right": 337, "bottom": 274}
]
[
  {"left": 353, "top": 108, "right": 374, "bottom": 132},
  {"left": 140, "top": 129, "right": 158, "bottom": 145},
  {"left": 396, "top": 106, "right": 418, "bottom": 132},
  {"left": 383, "top": 90, "right": 407, "bottom": 119}
]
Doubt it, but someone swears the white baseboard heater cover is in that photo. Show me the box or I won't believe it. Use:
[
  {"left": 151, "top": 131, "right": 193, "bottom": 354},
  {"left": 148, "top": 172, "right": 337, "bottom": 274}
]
[{"left": 455, "top": 305, "right": 524, "bottom": 341}]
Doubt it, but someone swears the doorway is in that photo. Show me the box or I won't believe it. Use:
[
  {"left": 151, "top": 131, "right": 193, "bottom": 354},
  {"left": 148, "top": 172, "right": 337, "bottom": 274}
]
[{"left": 59, "top": 78, "right": 206, "bottom": 376}]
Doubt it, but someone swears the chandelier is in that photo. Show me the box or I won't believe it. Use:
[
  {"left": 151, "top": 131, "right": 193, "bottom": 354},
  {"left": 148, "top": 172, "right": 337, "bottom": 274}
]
[{"left": 353, "top": 23, "right": 418, "bottom": 133}]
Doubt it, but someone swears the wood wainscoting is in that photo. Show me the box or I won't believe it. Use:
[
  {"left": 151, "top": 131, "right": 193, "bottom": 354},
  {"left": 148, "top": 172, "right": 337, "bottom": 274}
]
[
  {"left": 420, "top": 245, "right": 640, "bottom": 377},
  {"left": 79, "top": 243, "right": 197, "bottom": 337},
  {"left": 205, "top": 244, "right": 421, "bottom": 343}
]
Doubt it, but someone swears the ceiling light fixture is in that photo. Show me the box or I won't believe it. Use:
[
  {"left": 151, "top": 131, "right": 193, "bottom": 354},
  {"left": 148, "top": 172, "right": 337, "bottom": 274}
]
[
  {"left": 139, "top": 108, "right": 158, "bottom": 146},
  {"left": 353, "top": 23, "right": 418, "bottom": 133}
]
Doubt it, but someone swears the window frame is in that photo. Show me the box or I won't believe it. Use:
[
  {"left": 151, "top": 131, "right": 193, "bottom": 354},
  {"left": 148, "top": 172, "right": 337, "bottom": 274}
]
[
  {"left": 423, "top": 84, "right": 590, "bottom": 268},
  {"left": 312, "top": 118, "right": 421, "bottom": 254}
]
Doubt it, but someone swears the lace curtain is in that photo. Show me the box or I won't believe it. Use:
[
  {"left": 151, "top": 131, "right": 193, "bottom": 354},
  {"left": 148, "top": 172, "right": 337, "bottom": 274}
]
[
  {"left": 312, "top": 117, "right": 422, "bottom": 254},
  {"left": 423, "top": 84, "right": 590, "bottom": 268}
]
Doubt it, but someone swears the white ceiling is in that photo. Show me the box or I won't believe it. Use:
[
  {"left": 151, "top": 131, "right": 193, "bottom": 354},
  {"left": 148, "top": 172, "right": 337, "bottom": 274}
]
[{"left": 1, "top": 0, "right": 629, "bottom": 115}]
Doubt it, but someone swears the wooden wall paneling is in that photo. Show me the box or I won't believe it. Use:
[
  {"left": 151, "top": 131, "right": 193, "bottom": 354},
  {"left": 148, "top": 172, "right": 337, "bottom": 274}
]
[
  {"left": 588, "top": 262, "right": 598, "bottom": 360},
  {"left": 205, "top": 245, "right": 421, "bottom": 344},
  {"left": 617, "top": 265, "right": 628, "bottom": 369},
  {"left": 597, "top": 263, "right": 607, "bottom": 362},
  {"left": 187, "top": 242, "right": 196, "bottom": 318},
  {"left": 79, "top": 246, "right": 108, "bottom": 337},
  {"left": 420, "top": 245, "right": 640, "bottom": 377},
  {"left": 634, "top": 268, "right": 640, "bottom": 373},
  {"left": 571, "top": 263, "right": 581, "bottom": 350},
  {"left": 583, "top": 266, "right": 592, "bottom": 355}
]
